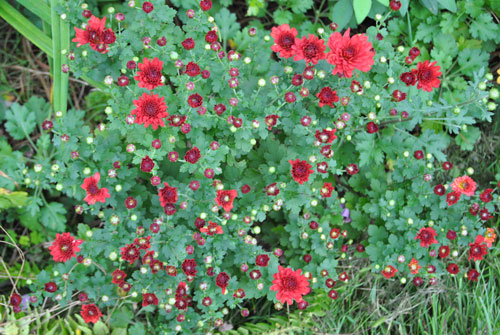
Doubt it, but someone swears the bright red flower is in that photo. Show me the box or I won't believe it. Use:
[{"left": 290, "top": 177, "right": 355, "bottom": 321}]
[
  {"left": 81, "top": 172, "right": 110, "bottom": 205},
  {"left": 451, "top": 176, "right": 476, "bottom": 196},
  {"left": 292, "top": 34, "right": 326, "bottom": 65},
  {"left": 289, "top": 159, "right": 314, "bottom": 185},
  {"left": 185, "top": 147, "right": 201, "bottom": 164},
  {"left": 408, "top": 258, "right": 421, "bottom": 274},
  {"left": 346, "top": 164, "right": 359, "bottom": 175},
  {"left": 479, "top": 188, "right": 494, "bottom": 203},
  {"left": 142, "top": 293, "right": 159, "bottom": 307},
  {"left": 200, "top": 0, "right": 212, "bottom": 11},
  {"left": 49, "top": 232, "right": 83, "bottom": 262},
  {"left": 80, "top": 304, "right": 102, "bottom": 323},
  {"left": 326, "top": 28, "right": 375, "bottom": 78},
  {"left": 188, "top": 93, "right": 203, "bottom": 108},
  {"left": 158, "top": 182, "right": 178, "bottom": 207},
  {"left": 382, "top": 265, "right": 398, "bottom": 279},
  {"left": 446, "top": 191, "right": 461, "bottom": 206},
  {"left": 72, "top": 16, "right": 109, "bottom": 53},
  {"left": 447, "top": 263, "right": 459, "bottom": 274},
  {"left": 215, "top": 189, "right": 238, "bottom": 212},
  {"left": 438, "top": 245, "right": 450, "bottom": 258},
  {"left": 270, "top": 265, "right": 310, "bottom": 305},
  {"left": 125, "top": 196, "right": 137, "bottom": 209},
  {"left": 270, "top": 24, "right": 298, "bottom": 59},
  {"left": 467, "top": 269, "right": 480, "bottom": 281},
  {"left": 366, "top": 122, "right": 379, "bottom": 134},
  {"left": 411, "top": 60, "right": 442, "bottom": 92},
  {"left": 266, "top": 183, "right": 280, "bottom": 196},
  {"left": 215, "top": 272, "right": 230, "bottom": 294},
  {"left": 321, "top": 182, "right": 334, "bottom": 198},
  {"left": 120, "top": 243, "right": 140, "bottom": 264},
  {"left": 256, "top": 254, "right": 270, "bottom": 267},
  {"left": 182, "top": 38, "right": 195, "bottom": 50},
  {"left": 468, "top": 236, "right": 488, "bottom": 261},
  {"left": 265, "top": 115, "right": 279, "bottom": 130},
  {"left": 134, "top": 57, "right": 164, "bottom": 90},
  {"left": 185, "top": 61, "right": 201, "bottom": 77},
  {"left": 316, "top": 87, "right": 339, "bottom": 108},
  {"left": 400, "top": 72, "right": 417, "bottom": 86},
  {"left": 200, "top": 221, "right": 223, "bottom": 236},
  {"left": 315, "top": 129, "right": 337, "bottom": 143},
  {"left": 131, "top": 92, "right": 168, "bottom": 130},
  {"left": 205, "top": 30, "right": 218, "bottom": 43},
  {"left": 111, "top": 269, "right": 127, "bottom": 284},
  {"left": 415, "top": 227, "right": 438, "bottom": 248}
]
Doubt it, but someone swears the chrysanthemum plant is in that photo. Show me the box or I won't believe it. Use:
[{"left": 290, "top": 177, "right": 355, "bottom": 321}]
[{"left": 16, "top": 0, "right": 498, "bottom": 332}]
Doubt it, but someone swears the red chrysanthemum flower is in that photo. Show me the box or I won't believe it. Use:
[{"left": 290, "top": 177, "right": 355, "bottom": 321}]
[
  {"left": 256, "top": 254, "right": 270, "bottom": 267},
  {"left": 467, "top": 269, "right": 480, "bottom": 281},
  {"left": 411, "top": 60, "right": 442, "bottom": 92},
  {"left": 326, "top": 28, "right": 375, "bottom": 78},
  {"left": 321, "top": 182, "right": 334, "bottom": 198},
  {"left": 215, "top": 189, "right": 238, "bottom": 212},
  {"left": 72, "top": 16, "right": 109, "bottom": 53},
  {"left": 111, "top": 269, "right": 127, "bottom": 285},
  {"left": 185, "top": 147, "right": 201, "bottom": 164},
  {"left": 292, "top": 34, "right": 326, "bottom": 65},
  {"left": 265, "top": 115, "right": 279, "bottom": 130},
  {"left": 200, "top": 0, "right": 212, "bottom": 11},
  {"left": 131, "top": 92, "right": 168, "bottom": 130},
  {"left": 200, "top": 221, "right": 223, "bottom": 236},
  {"left": 125, "top": 196, "right": 137, "bottom": 209},
  {"left": 182, "top": 37, "right": 195, "bottom": 50},
  {"left": 140, "top": 155, "right": 155, "bottom": 173},
  {"left": 415, "top": 227, "right": 438, "bottom": 248},
  {"left": 188, "top": 93, "right": 203, "bottom": 108},
  {"left": 134, "top": 57, "right": 164, "bottom": 90},
  {"left": 434, "top": 184, "right": 445, "bottom": 196},
  {"left": 150, "top": 261, "right": 163, "bottom": 274},
  {"left": 135, "top": 236, "right": 151, "bottom": 250},
  {"left": 468, "top": 236, "right": 488, "bottom": 261},
  {"left": 158, "top": 182, "right": 178, "bottom": 207},
  {"left": 215, "top": 272, "right": 230, "bottom": 294},
  {"left": 241, "top": 184, "right": 251, "bottom": 194},
  {"left": 447, "top": 263, "right": 459, "bottom": 275},
  {"left": 366, "top": 121, "right": 379, "bottom": 134},
  {"left": 142, "top": 293, "right": 158, "bottom": 307},
  {"left": 120, "top": 243, "right": 140, "bottom": 264},
  {"left": 185, "top": 61, "right": 201, "bottom": 77},
  {"left": 270, "top": 24, "right": 298, "bottom": 59},
  {"left": 182, "top": 259, "right": 197, "bottom": 276},
  {"left": 346, "top": 164, "right": 359, "bottom": 175},
  {"left": 479, "top": 188, "right": 494, "bottom": 203},
  {"left": 400, "top": 72, "right": 417, "bottom": 86},
  {"left": 49, "top": 232, "right": 83, "bottom": 262},
  {"left": 205, "top": 30, "right": 218, "bottom": 43},
  {"left": 270, "top": 265, "right": 310, "bottom": 305},
  {"left": 382, "top": 265, "right": 398, "bottom": 279},
  {"left": 289, "top": 159, "right": 314, "bottom": 185},
  {"left": 450, "top": 175, "right": 476, "bottom": 196},
  {"left": 408, "top": 258, "right": 421, "bottom": 274},
  {"left": 446, "top": 191, "right": 461, "bottom": 206},
  {"left": 45, "top": 282, "right": 57, "bottom": 293},
  {"left": 266, "top": 183, "right": 280, "bottom": 196},
  {"left": 81, "top": 172, "right": 110, "bottom": 205},
  {"left": 316, "top": 87, "right": 339, "bottom": 108},
  {"left": 80, "top": 304, "right": 102, "bottom": 324},
  {"left": 438, "top": 245, "right": 450, "bottom": 258}
]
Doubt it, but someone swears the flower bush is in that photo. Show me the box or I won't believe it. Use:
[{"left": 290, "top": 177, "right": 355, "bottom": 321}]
[{"left": 2, "top": 0, "right": 499, "bottom": 333}]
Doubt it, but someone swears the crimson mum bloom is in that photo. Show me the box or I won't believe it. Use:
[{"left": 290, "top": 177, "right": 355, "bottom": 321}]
[
  {"left": 120, "top": 243, "right": 140, "bottom": 264},
  {"left": 81, "top": 172, "right": 110, "bottom": 205},
  {"left": 446, "top": 191, "right": 461, "bottom": 206},
  {"left": 185, "top": 147, "right": 201, "bottom": 164},
  {"left": 215, "top": 272, "right": 230, "bottom": 294},
  {"left": 49, "top": 232, "right": 83, "bottom": 262},
  {"left": 256, "top": 254, "right": 270, "bottom": 267},
  {"left": 188, "top": 93, "right": 203, "bottom": 108},
  {"left": 80, "top": 304, "right": 102, "bottom": 324},
  {"left": 270, "top": 265, "right": 310, "bottom": 305},
  {"left": 134, "top": 57, "right": 164, "bottom": 90},
  {"left": 447, "top": 263, "right": 460, "bottom": 275},
  {"left": 158, "top": 182, "right": 178, "bottom": 207},
  {"left": 415, "top": 227, "right": 438, "bottom": 248},
  {"left": 142, "top": 293, "right": 159, "bottom": 307},
  {"left": 411, "top": 60, "right": 442, "bottom": 92},
  {"left": 292, "top": 34, "right": 326, "bottom": 65},
  {"left": 131, "top": 92, "right": 168, "bottom": 130},
  {"left": 326, "top": 28, "right": 375, "bottom": 78},
  {"left": 468, "top": 236, "right": 488, "bottom": 261},
  {"left": 182, "top": 259, "right": 197, "bottom": 276},
  {"left": 200, "top": 221, "right": 223, "bottom": 236},
  {"left": 72, "top": 16, "right": 108, "bottom": 53},
  {"left": 321, "top": 182, "right": 334, "bottom": 198},
  {"left": 451, "top": 176, "right": 477, "bottom": 196},
  {"left": 215, "top": 189, "right": 238, "bottom": 212},
  {"left": 382, "top": 265, "right": 398, "bottom": 279},
  {"left": 467, "top": 269, "right": 480, "bottom": 281},
  {"left": 316, "top": 87, "right": 339, "bottom": 108},
  {"left": 140, "top": 155, "right": 155, "bottom": 173},
  {"left": 270, "top": 24, "right": 298, "bottom": 59},
  {"left": 289, "top": 159, "right": 314, "bottom": 185}
]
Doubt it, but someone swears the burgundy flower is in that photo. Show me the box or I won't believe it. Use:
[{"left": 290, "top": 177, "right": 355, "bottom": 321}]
[
  {"left": 134, "top": 57, "right": 163, "bottom": 90},
  {"left": 182, "top": 38, "right": 195, "bottom": 50},
  {"left": 188, "top": 93, "right": 203, "bottom": 108},
  {"left": 215, "top": 272, "right": 230, "bottom": 293},
  {"left": 184, "top": 147, "right": 201, "bottom": 164},
  {"left": 255, "top": 254, "right": 270, "bottom": 267},
  {"left": 182, "top": 259, "right": 198, "bottom": 276},
  {"left": 140, "top": 156, "right": 155, "bottom": 173},
  {"left": 316, "top": 87, "right": 339, "bottom": 108},
  {"left": 185, "top": 61, "right": 201, "bottom": 77}
]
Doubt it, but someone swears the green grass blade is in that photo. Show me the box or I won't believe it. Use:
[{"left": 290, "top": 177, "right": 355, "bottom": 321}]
[
  {"left": 0, "top": 0, "right": 52, "bottom": 57},
  {"left": 59, "top": 16, "right": 69, "bottom": 113},
  {"left": 15, "top": 0, "right": 51, "bottom": 23},
  {"left": 50, "top": 0, "right": 61, "bottom": 114}
]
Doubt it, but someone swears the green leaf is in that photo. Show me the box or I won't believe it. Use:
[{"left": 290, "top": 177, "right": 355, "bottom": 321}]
[
  {"left": 110, "top": 307, "right": 134, "bottom": 328},
  {"left": 437, "top": 0, "right": 457, "bottom": 12},
  {"left": 214, "top": 8, "right": 240, "bottom": 42},
  {"left": 273, "top": 9, "right": 293, "bottom": 25},
  {"left": 4, "top": 103, "right": 36, "bottom": 140},
  {"left": 469, "top": 13, "right": 500, "bottom": 42},
  {"left": 93, "top": 321, "right": 109, "bottom": 335},
  {"left": 287, "top": 0, "right": 314, "bottom": 13},
  {"left": 331, "top": 0, "right": 353, "bottom": 31},
  {"left": 376, "top": 0, "right": 389, "bottom": 5},
  {"left": 353, "top": 0, "right": 372, "bottom": 23},
  {"left": 128, "top": 323, "right": 146, "bottom": 335},
  {"left": 0, "top": 190, "right": 28, "bottom": 211},
  {"left": 455, "top": 126, "right": 481, "bottom": 151},
  {"left": 420, "top": 0, "right": 439, "bottom": 14},
  {"left": 40, "top": 202, "right": 66, "bottom": 231}
]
